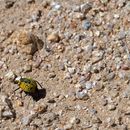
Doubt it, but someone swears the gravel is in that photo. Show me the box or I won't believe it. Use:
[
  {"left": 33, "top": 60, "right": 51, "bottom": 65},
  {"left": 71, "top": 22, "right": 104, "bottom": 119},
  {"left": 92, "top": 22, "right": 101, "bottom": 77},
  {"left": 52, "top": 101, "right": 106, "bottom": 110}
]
[{"left": 1, "top": 0, "right": 130, "bottom": 129}]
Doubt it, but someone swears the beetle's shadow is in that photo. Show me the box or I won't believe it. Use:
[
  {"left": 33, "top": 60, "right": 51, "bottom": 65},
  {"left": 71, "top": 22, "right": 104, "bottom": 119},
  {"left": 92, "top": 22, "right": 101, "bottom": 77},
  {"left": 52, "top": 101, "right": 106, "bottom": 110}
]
[{"left": 29, "top": 88, "right": 46, "bottom": 102}]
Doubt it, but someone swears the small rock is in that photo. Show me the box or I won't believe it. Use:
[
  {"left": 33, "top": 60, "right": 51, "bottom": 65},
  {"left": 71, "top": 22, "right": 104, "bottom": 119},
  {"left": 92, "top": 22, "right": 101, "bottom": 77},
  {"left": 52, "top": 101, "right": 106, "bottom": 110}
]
[
  {"left": 100, "top": 0, "right": 109, "bottom": 4},
  {"left": 117, "top": 125, "right": 128, "bottom": 130},
  {"left": 109, "top": 90, "right": 119, "bottom": 98},
  {"left": 49, "top": 72, "right": 56, "bottom": 78},
  {"left": 30, "top": 10, "right": 41, "bottom": 22},
  {"left": 70, "top": 117, "right": 76, "bottom": 124},
  {"left": 106, "top": 72, "right": 115, "bottom": 81},
  {"left": 57, "top": 44, "right": 65, "bottom": 52},
  {"left": 5, "top": 0, "right": 14, "bottom": 8},
  {"left": 33, "top": 104, "right": 47, "bottom": 114},
  {"left": 92, "top": 116, "right": 102, "bottom": 124},
  {"left": 15, "top": 99, "right": 23, "bottom": 107},
  {"left": 76, "top": 89, "right": 89, "bottom": 100},
  {"left": 23, "top": 64, "right": 32, "bottom": 73},
  {"left": 8, "top": 45, "right": 18, "bottom": 55},
  {"left": 5, "top": 70, "right": 16, "bottom": 82},
  {"left": 2, "top": 110, "right": 14, "bottom": 119},
  {"left": 64, "top": 72, "right": 72, "bottom": 79},
  {"left": 68, "top": 67, "right": 76, "bottom": 75},
  {"left": 64, "top": 124, "right": 73, "bottom": 130},
  {"left": 85, "top": 81, "right": 93, "bottom": 90},
  {"left": 80, "top": 2, "right": 92, "bottom": 14},
  {"left": 47, "top": 32, "right": 60, "bottom": 42},
  {"left": 106, "top": 117, "right": 116, "bottom": 127},
  {"left": 16, "top": 31, "right": 44, "bottom": 55},
  {"left": 0, "top": 61, "right": 5, "bottom": 69},
  {"left": 73, "top": 12, "right": 85, "bottom": 20},
  {"left": 0, "top": 94, "right": 15, "bottom": 119},
  {"left": 27, "top": 0, "right": 35, "bottom": 4},
  {"left": 94, "top": 82, "right": 104, "bottom": 91},
  {"left": 47, "top": 99, "right": 56, "bottom": 103},
  {"left": 82, "top": 20, "right": 91, "bottom": 30},
  {"left": 124, "top": 107, "right": 130, "bottom": 115},
  {"left": 59, "top": 63, "right": 65, "bottom": 71},
  {"left": 108, "top": 104, "right": 116, "bottom": 111},
  {"left": 42, "top": 113, "right": 59, "bottom": 126},
  {"left": 21, "top": 115, "right": 33, "bottom": 126},
  {"left": 121, "top": 64, "right": 130, "bottom": 70},
  {"left": 42, "top": 1, "right": 49, "bottom": 8},
  {"left": 118, "top": 30, "right": 126, "bottom": 40},
  {"left": 101, "top": 98, "right": 108, "bottom": 106},
  {"left": 51, "top": 2, "right": 61, "bottom": 10},
  {"left": 75, "top": 118, "right": 80, "bottom": 124}
]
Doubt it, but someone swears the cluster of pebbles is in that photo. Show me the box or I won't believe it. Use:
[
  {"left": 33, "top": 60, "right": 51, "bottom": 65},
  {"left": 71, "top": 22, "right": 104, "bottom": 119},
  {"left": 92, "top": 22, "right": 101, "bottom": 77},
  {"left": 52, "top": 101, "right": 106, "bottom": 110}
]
[{"left": 1, "top": 0, "right": 130, "bottom": 129}]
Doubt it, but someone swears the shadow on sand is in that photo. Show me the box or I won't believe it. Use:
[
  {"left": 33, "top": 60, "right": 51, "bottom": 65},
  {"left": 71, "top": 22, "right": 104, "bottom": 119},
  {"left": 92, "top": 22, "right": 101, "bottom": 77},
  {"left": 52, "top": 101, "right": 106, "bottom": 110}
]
[{"left": 28, "top": 88, "right": 46, "bottom": 102}]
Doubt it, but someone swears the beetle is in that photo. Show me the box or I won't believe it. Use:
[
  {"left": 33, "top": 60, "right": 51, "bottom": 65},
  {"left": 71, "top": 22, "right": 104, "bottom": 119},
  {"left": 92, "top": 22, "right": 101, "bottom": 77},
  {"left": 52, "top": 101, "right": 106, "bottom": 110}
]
[{"left": 14, "top": 77, "right": 42, "bottom": 97}]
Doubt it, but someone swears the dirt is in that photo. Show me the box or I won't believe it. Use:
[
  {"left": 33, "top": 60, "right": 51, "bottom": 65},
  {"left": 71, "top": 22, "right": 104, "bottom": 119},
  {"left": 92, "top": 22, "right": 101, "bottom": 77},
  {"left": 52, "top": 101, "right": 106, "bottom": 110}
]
[{"left": 0, "top": 0, "right": 130, "bottom": 130}]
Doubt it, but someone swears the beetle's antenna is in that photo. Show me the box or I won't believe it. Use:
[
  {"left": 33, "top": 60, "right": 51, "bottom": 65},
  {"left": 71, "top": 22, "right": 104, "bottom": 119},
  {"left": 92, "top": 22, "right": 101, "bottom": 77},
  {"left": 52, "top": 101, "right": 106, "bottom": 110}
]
[
  {"left": 35, "top": 80, "right": 42, "bottom": 88},
  {"left": 14, "top": 87, "right": 20, "bottom": 92}
]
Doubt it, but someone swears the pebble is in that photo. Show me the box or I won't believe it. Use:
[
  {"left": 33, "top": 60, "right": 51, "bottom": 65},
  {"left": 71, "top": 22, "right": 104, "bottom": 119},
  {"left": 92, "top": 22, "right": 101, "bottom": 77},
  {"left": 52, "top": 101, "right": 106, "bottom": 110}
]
[
  {"left": 91, "top": 116, "right": 102, "bottom": 124},
  {"left": 121, "top": 64, "right": 130, "bottom": 70},
  {"left": 106, "top": 72, "right": 115, "bottom": 81},
  {"left": 76, "top": 89, "right": 89, "bottom": 100},
  {"left": 124, "top": 107, "right": 130, "bottom": 115},
  {"left": 8, "top": 45, "right": 18, "bottom": 54},
  {"left": 73, "top": 12, "right": 85, "bottom": 20},
  {"left": 33, "top": 104, "right": 48, "bottom": 114},
  {"left": 82, "top": 20, "right": 91, "bottom": 30},
  {"left": 100, "top": 0, "right": 109, "bottom": 4},
  {"left": 105, "top": 117, "right": 115, "bottom": 127},
  {"left": 0, "top": 61, "right": 5, "bottom": 69},
  {"left": 118, "top": 30, "right": 126, "bottom": 40},
  {"left": 59, "top": 63, "right": 65, "bottom": 71},
  {"left": 4, "top": 0, "right": 15, "bottom": 8},
  {"left": 108, "top": 104, "right": 116, "bottom": 111},
  {"left": 32, "top": 118, "right": 43, "bottom": 126},
  {"left": 0, "top": 94, "right": 15, "bottom": 119},
  {"left": 64, "top": 72, "right": 71, "bottom": 79},
  {"left": 75, "top": 118, "right": 80, "bottom": 124},
  {"left": 80, "top": 2, "right": 92, "bottom": 14},
  {"left": 109, "top": 90, "right": 119, "bottom": 98},
  {"left": 23, "top": 64, "right": 32, "bottom": 73},
  {"left": 2, "top": 110, "right": 14, "bottom": 119},
  {"left": 5, "top": 70, "right": 16, "bottom": 82},
  {"left": 1, "top": 0, "right": 130, "bottom": 129},
  {"left": 101, "top": 98, "right": 108, "bottom": 106},
  {"left": 27, "top": 0, "right": 35, "bottom": 4},
  {"left": 42, "top": 113, "right": 59, "bottom": 126},
  {"left": 30, "top": 10, "right": 41, "bottom": 22},
  {"left": 64, "top": 124, "right": 73, "bottom": 130},
  {"left": 51, "top": 2, "right": 61, "bottom": 10},
  {"left": 16, "top": 31, "right": 43, "bottom": 55},
  {"left": 47, "top": 32, "right": 60, "bottom": 42},
  {"left": 94, "top": 82, "right": 104, "bottom": 91},
  {"left": 21, "top": 115, "right": 33, "bottom": 126},
  {"left": 85, "top": 81, "right": 93, "bottom": 90},
  {"left": 67, "top": 67, "right": 76, "bottom": 75},
  {"left": 49, "top": 72, "right": 56, "bottom": 78}
]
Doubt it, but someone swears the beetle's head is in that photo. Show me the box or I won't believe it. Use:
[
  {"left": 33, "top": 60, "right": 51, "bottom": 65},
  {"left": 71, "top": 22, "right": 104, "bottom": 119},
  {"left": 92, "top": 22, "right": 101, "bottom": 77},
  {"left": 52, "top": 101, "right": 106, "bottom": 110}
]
[{"left": 14, "top": 76, "right": 22, "bottom": 84}]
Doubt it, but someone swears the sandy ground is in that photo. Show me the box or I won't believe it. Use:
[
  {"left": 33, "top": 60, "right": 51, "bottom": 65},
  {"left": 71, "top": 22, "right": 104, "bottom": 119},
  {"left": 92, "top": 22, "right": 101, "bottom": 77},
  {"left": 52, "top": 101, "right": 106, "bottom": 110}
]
[{"left": 0, "top": 0, "right": 130, "bottom": 130}]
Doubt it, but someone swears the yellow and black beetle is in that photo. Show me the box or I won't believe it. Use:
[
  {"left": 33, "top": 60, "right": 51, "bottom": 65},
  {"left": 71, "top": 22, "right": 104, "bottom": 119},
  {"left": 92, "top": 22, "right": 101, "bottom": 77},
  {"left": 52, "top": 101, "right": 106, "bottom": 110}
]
[{"left": 14, "top": 77, "right": 43, "bottom": 99}]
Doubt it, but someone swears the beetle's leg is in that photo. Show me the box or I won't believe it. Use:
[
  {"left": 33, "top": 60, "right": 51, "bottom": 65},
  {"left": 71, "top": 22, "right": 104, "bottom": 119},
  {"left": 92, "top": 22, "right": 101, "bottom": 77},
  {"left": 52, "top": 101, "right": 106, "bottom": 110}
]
[
  {"left": 35, "top": 80, "right": 42, "bottom": 88},
  {"left": 14, "top": 87, "right": 20, "bottom": 92},
  {"left": 19, "top": 90, "right": 24, "bottom": 98}
]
